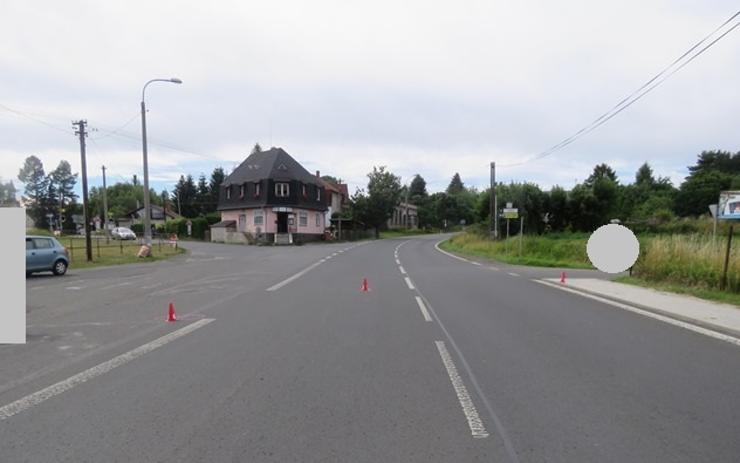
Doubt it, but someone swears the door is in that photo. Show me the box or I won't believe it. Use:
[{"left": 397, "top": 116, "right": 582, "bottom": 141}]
[
  {"left": 277, "top": 212, "right": 288, "bottom": 233},
  {"left": 27, "top": 238, "right": 55, "bottom": 270}
]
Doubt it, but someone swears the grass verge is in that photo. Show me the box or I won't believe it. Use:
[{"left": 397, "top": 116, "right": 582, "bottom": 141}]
[
  {"left": 379, "top": 229, "right": 441, "bottom": 239},
  {"left": 615, "top": 275, "right": 740, "bottom": 307},
  {"left": 59, "top": 237, "right": 185, "bottom": 270},
  {"left": 439, "top": 233, "right": 593, "bottom": 269}
]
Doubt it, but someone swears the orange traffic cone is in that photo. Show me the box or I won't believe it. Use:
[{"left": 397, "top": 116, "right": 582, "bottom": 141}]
[
  {"left": 167, "top": 302, "right": 178, "bottom": 322},
  {"left": 560, "top": 271, "right": 567, "bottom": 284},
  {"left": 361, "top": 278, "right": 370, "bottom": 292}
]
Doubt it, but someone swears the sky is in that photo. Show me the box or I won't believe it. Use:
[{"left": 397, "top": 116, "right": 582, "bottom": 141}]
[{"left": 1, "top": 1, "right": 738, "bottom": 198}]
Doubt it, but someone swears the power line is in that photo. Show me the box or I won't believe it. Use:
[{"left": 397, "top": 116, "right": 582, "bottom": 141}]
[
  {"left": 502, "top": 10, "right": 740, "bottom": 167},
  {"left": 0, "top": 102, "right": 73, "bottom": 135}
]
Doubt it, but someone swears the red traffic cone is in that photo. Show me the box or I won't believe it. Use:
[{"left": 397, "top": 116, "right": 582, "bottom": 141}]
[
  {"left": 560, "top": 271, "right": 567, "bottom": 284},
  {"left": 361, "top": 278, "right": 370, "bottom": 292},
  {"left": 167, "top": 302, "right": 178, "bottom": 322}
]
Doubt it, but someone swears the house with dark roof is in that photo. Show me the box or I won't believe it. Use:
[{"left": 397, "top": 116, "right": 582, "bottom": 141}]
[{"left": 212, "top": 147, "right": 328, "bottom": 244}]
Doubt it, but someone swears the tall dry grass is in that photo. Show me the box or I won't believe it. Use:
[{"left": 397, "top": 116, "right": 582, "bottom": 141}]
[{"left": 635, "top": 234, "right": 739, "bottom": 293}]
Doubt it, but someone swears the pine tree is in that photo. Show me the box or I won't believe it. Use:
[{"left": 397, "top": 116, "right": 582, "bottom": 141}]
[
  {"left": 446, "top": 173, "right": 465, "bottom": 195},
  {"left": 18, "top": 156, "right": 50, "bottom": 226}
]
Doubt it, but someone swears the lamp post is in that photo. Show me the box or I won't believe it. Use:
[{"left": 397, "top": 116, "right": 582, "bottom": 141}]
[{"left": 141, "top": 77, "right": 182, "bottom": 247}]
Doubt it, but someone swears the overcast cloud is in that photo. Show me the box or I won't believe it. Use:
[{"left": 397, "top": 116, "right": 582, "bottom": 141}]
[{"left": 1, "top": 0, "right": 738, "bottom": 196}]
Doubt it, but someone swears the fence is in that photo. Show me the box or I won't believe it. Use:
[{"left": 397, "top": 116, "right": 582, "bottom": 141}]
[{"left": 66, "top": 235, "right": 172, "bottom": 259}]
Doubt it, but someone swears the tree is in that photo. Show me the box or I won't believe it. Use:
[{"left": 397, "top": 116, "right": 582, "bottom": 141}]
[
  {"left": 321, "top": 175, "right": 340, "bottom": 185},
  {"left": 635, "top": 162, "right": 655, "bottom": 187},
  {"left": 209, "top": 167, "right": 225, "bottom": 209},
  {"left": 350, "top": 166, "right": 402, "bottom": 237},
  {"left": 49, "top": 160, "right": 78, "bottom": 209},
  {"left": 251, "top": 143, "right": 263, "bottom": 155},
  {"left": 408, "top": 174, "right": 428, "bottom": 205},
  {"left": 447, "top": 173, "right": 465, "bottom": 195},
  {"left": 0, "top": 180, "right": 19, "bottom": 207},
  {"left": 172, "top": 175, "right": 198, "bottom": 217},
  {"left": 546, "top": 186, "right": 568, "bottom": 231},
  {"left": 18, "top": 155, "right": 49, "bottom": 227},
  {"left": 674, "top": 150, "right": 740, "bottom": 217},
  {"left": 585, "top": 163, "right": 618, "bottom": 187},
  {"left": 196, "top": 173, "right": 211, "bottom": 214}
]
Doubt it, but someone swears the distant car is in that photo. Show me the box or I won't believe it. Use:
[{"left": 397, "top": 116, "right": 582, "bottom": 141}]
[
  {"left": 111, "top": 227, "right": 137, "bottom": 240},
  {"left": 26, "top": 235, "right": 69, "bottom": 276}
]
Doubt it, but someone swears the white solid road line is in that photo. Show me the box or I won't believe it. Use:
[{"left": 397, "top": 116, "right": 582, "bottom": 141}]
[
  {"left": 399, "top": 266, "right": 407, "bottom": 274},
  {"left": 0, "top": 318, "right": 215, "bottom": 421},
  {"left": 404, "top": 277, "right": 415, "bottom": 290},
  {"left": 415, "top": 296, "right": 433, "bottom": 322},
  {"left": 266, "top": 259, "right": 325, "bottom": 291},
  {"left": 65, "top": 286, "right": 85, "bottom": 291},
  {"left": 534, "top": 280, "right": 740, "bottom": 347},
  {"left": 435, "top": 341, "right": 489, "bottom": 439},
  {"left": 434, "top": 240, "right": 471, "bottom": 263},
  {"left": 471, "top": 262, "right": 482, "bottom": 266},
  {"left": 507, "top": 272, "right": 520, "bottom": 277}
]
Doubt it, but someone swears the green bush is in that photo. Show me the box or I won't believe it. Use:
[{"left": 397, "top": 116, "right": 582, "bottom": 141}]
[{"left": 162, "top": 217, "right": 209, "bottom": 240}]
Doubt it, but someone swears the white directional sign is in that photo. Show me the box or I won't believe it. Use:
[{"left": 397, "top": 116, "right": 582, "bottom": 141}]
[{"left": 502, "top": 208, "right": 519, "bottom": 219}]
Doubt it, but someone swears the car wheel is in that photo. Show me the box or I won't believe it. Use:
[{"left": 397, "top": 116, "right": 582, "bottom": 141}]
[{"left": 52, "top": 260, "right": 68, "bottom": 276}]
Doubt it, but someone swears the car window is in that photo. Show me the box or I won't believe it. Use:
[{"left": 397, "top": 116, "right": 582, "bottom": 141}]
[
  {"left": 26, "top": 238, "right": 34, "bottom": 250},
  {"left": 32, "top": 238, "right": 52, "bottom": 249}
]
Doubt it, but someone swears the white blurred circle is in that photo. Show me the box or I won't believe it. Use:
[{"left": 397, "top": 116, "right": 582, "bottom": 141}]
[{"left": 586, "top": 224, "right": 639, "bottom": 273}]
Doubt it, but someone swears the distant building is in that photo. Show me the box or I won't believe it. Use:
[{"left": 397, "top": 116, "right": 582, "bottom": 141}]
[
  {"left": 387, "top": 202, "right": 418, "bottom": 230},
  {"left": 316, "top": 172, "right": 349, "bottom": 226},
  {"left": 117, "top": 205, "right": 180, "bottom": 229},
  {"left": 212, "top": 147, "right": 328, "bottom": 245}
]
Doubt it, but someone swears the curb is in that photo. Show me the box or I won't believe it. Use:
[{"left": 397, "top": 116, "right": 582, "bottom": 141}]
[{"left": 539, "top": 280, "right": 740, "bottom": 340}]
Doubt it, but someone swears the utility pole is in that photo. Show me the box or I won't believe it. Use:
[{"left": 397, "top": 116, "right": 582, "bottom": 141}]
[
  {"left": 73, "top": 120, "right": 92, "bottom": 262},
  {"left": 101, "top": 165, "right": 109, "bottom": 242},
  {"left": 490, "top": 162, "right": 498, "bottom": 239}
]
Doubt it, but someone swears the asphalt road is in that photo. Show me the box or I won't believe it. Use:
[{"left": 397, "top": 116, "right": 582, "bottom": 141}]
[{"left": 2, "top": 235, "right": 739, "bottom": 462}]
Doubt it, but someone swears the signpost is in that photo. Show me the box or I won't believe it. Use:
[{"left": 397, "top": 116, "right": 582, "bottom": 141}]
[{"left": 717, "top": 191, "right": 740, "bottom": 291}]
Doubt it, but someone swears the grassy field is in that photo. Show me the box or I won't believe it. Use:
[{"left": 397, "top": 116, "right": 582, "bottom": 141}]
[
  {"left": 440, "top": 232, "right": 593, "bottom": 268},
  {"left": 379, "top": 229, "right": 442, "bottom": 239},
  {"left": 441, "top": 231, "right": 740, "bottom": 303},
  {"left": 62, "top": 237, "right": 185, "bottom": 269},
  {"left": 26, "top": 230, "right": 185, "bottom": 269}
]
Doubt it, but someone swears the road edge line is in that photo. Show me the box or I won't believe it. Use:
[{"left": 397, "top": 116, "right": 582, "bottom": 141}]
[
  {"left": 533, "top": 279, "right": 740, "bottom": 347},
  {"left": 0, "top": 318, "right": 215, "bottom": 421}
]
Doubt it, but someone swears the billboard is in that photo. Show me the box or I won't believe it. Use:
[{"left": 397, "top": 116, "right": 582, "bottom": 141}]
[{"left": 718, "top": 191, "right": 740, "bottom": 220}]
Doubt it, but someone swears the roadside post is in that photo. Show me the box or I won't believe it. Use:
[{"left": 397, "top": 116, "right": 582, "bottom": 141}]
[
  {"left": 502, "top": 203, "right": 518, "bottom": 254},
  {"left": 187, "top": 220, "right": 192, "bottom": 237},
  {"left": 716, "top": 191, "right": 739, "bottom": 290},
  {"left": 708, "top": 204, "right": 718, "bottom": 241}
]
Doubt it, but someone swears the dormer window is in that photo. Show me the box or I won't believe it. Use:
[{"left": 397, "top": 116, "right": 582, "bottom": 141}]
[
  {"left": 239, "top": 184, "right": 245, "bottom": 199},
  {"left": 254, "top": 182, "right": 261, "bottom": 198},
  {"left": 275, "top": 182, "right": 289, "bottom": 197},
  {"left": 316, "top": 187, "right": 321, "bottom": 201},
  {"left": 302, "top": 184, "right": 307, "bottom": 198},
  {"left": 225, "top": 186, "right": 231, "bottom": 200}
]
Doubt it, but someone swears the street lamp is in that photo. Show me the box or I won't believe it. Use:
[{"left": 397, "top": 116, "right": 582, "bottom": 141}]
[{"left": 140, "top": 77, "right": 182, "bottom": 247}]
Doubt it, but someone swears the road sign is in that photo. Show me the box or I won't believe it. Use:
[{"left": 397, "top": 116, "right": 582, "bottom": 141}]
[
  {"left": 503, "top": 208, "right": 519, "bottom": 219},
  {"left": 718, "top": 191, "right": 740, "bottom": 220},
  {"left": 506, "top": 202, "right": 513, "bottom": 209}
]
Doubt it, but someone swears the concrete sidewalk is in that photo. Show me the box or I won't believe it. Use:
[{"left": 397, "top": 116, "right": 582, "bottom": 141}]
[{"left": 543, "top": 278, "right": 740, "bottom": 338}]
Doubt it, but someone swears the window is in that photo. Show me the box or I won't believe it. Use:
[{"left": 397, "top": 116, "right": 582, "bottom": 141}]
[
  {"left": 239, "top": 184, "right": 245, "bottom": 199},
  {"left": 316, "top": 213, "right": 321, "bottom": 227},
  {"left": 275, "top": 183, "right": 289, "bottom": 197},
  {"left": 225, "top": 186, "right": 231, "bottom": 200},
  {"left": 26, "top": 238, "right": 34, "bottom": 250},
  {"left": 254, "top": 210, "right": 264, "bottom": 225},
  {"left": 316, "top": 187, "right": 321, "bottom": 201},
  {"left": 299, "top": 212, "right": 308, "bottom": 227},
  {"left": 302, "top": 184, "right": 307, "bottom": 198},
  {"left": 254, "top": 182, "right": 261, "bottom": 198},
  {"left": 33, "top": 238, "right": 52, "bottom": 249}
]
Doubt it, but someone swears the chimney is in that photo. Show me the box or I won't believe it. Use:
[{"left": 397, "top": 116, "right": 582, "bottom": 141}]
[{"left": 316, "top": 170, "right": 320, "bottom": 178}]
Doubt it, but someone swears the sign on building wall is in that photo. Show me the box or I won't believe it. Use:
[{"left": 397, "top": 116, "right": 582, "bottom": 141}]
[{"left": 718, "top": 191, "right": 740, "bottom": 220}]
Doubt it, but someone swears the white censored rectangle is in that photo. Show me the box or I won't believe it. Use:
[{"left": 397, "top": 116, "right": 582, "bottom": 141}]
[{"left": 0, "top": 208, "right": 25, "bottom": 343}]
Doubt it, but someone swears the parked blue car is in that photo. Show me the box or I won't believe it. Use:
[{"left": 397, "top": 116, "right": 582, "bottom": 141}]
[{"left": 26, "top": 235, "right": 69, "bottom": 276}]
